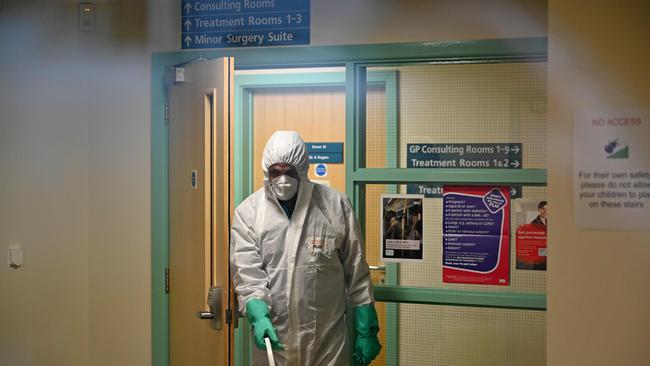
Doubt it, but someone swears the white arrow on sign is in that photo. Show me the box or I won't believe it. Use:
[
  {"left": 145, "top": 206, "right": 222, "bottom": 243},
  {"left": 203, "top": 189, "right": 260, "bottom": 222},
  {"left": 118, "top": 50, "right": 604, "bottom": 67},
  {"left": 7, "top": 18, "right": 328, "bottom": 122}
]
[
  {"left": 511, "top": 145, "right": 520, "bottom": 154},
  {"left": 184, "top": 19, "right": 192, "bottom": 31},
  {"left": 511, "top": 160, "right": 520, "bottom": 168},
  {"left": 184, "top": 35, "right": 192, "bottom": 47},
  {"left": 184, "top": 2, "right": 192, "bottom": 14},
  {"left": 510, "top": 187, "right": 518, "bottom": 196}
]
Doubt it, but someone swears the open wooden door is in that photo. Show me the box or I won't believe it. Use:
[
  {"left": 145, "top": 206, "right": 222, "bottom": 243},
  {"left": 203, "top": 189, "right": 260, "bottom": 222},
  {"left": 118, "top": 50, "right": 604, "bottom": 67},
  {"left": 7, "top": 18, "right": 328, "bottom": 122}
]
[{"left": 168, "top": 57, "right": 234, "bottom": 366}]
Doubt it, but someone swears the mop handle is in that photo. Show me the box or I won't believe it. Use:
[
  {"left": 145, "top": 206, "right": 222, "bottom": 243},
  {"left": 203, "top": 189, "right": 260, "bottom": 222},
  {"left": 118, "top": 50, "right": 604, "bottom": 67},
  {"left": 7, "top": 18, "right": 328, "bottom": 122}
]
[{"left": 264, "top": 337, "right": 276, "bottom": 366}]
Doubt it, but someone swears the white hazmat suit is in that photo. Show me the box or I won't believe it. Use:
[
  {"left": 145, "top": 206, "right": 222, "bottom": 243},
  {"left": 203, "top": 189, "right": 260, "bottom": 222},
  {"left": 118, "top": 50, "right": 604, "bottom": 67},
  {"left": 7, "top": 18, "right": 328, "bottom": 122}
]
[{"left": 230, "top": 131, "right": 375, "bottom": 365}]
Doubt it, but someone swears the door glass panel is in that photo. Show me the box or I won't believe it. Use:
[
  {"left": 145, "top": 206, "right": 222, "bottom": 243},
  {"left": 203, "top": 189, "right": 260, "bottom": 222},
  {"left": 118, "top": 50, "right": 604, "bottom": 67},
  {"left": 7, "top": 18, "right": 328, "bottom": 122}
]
[
  {"left": 365, "top": 81, "right": 393, "bottom": 168},
  {"left": 363, "top": 62, "right": 547, "bottom": 169},
  {"left": 360, "top": 60, "right": 547, "bottom": 366},
  {"left": 398, "top": 304, "right": 546, "bottom": 365}
]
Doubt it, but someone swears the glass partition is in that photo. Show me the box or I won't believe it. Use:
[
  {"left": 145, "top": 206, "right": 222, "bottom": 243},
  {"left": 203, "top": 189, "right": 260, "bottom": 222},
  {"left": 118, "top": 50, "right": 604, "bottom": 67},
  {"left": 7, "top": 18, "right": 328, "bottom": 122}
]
[
  {"left": 354, "top": 57, "right": 548, "bottom": 366},
  {"left": 364, "top": 61, "right": 547, "bottom": 169},
  {"left": 398, "top": 304, "right": 546, "bottom": 366}
]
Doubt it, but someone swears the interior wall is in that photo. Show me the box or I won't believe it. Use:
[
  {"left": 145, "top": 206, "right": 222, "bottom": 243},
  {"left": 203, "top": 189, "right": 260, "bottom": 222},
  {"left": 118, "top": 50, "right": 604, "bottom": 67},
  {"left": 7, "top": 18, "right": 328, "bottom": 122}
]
[
  {"left": 0, "top": 1, "right": 151, "bottom": 366},
  {"left": 311, "top": 0, "right": 546, "bottom": 45},
  {"left": 0, "top": 4, "right": 91, "bottom": 362},
  {"left": 0, "top": 1, "right": 546, "bottom": 365},
  {"left": 547, "top": 1, "right": 650, "bottom": 365}
]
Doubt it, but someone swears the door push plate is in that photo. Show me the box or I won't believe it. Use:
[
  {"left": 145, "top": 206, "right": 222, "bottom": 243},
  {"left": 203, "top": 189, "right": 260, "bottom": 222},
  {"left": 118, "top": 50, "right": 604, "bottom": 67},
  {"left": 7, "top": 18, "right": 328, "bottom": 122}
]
[{"left": 196, "top": 286, "right": 222, "bottom": 330}]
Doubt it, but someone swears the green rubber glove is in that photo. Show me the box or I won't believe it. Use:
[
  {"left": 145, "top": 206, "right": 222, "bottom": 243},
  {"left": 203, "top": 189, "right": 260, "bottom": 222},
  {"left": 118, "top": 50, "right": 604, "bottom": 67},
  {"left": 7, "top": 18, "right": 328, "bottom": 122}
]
[
  {"left": 246, "top": 298, "right": 284, "bottom": 350},
  {"left": 353, "top": 303, "right": 382, "bottom": 365}
]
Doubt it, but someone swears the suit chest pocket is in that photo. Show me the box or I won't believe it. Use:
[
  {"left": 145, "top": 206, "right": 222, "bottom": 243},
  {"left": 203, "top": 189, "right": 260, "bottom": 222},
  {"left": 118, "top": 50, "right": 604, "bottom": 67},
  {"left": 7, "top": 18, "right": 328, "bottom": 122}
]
[{"left": 307, "top": 236, "right": 338, "bottom": 264}]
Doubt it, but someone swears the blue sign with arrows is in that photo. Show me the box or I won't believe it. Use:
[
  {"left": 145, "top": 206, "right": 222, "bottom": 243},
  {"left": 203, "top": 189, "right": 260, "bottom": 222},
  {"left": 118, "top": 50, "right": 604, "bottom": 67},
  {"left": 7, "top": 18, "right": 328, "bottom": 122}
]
[{"left": 181, "top": 0, "right": 310, "bottom": 49}]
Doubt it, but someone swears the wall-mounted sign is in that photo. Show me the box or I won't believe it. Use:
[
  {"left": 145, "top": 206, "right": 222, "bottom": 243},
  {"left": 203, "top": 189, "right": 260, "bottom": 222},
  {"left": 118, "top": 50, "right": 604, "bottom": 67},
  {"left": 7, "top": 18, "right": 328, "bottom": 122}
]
[
  {"left": 407, "top": 143, "right": 522, "bottom": 169},
  {"left": 574, "top": 108, "right": 650, "bottom": 230},
  {"left": 306, "top": 142, "right": 343, "bottom": 164},
  {"left": 181, "top": 0, "right": 310, "bottom": 49},
  {"left": 443, "top": 186, "right": 510, "bottom": 285},
  {"left": 407, "top": 184, "right": 522, "bottom": 199},
  {"left": 314, "top": 163, "right": 327, "bottom": 177}
]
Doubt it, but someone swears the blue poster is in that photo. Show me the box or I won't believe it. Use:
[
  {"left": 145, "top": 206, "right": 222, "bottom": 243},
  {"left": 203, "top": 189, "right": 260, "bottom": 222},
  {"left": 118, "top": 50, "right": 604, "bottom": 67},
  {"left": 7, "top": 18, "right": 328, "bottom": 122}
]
[{"left": 442, "top": 186, "right": 510, "bottom": 285}]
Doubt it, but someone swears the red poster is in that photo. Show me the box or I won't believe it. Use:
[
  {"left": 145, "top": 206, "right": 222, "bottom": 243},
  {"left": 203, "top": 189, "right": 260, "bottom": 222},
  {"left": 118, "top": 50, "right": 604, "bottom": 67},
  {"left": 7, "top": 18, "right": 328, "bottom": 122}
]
[
  {"left": 516, "top": 225, "right": 547, "bottom": 270},
  {"left": 514, "top": 199, "right": 547, "bottom": 271}
]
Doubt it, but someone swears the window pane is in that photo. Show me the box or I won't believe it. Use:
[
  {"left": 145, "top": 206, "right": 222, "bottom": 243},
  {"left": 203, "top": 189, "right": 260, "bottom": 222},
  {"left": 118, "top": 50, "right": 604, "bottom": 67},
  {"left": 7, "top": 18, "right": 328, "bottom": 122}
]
[
  {"left": 395, "top": 304, "right": 546, "bottom": 365},
  {"left": 364, "top": 62, "right": 547, "bottom": 169}
]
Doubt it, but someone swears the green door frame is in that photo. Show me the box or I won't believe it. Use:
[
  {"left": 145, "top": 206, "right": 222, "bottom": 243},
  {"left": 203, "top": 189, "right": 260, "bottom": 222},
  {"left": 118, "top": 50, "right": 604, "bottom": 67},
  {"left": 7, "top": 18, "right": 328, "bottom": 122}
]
[
  {"left": 346, "top": 61, "right": 547, "bottom": 307},
  {"left": 151, "top": 37, "right": 548, "bottom": 366}
]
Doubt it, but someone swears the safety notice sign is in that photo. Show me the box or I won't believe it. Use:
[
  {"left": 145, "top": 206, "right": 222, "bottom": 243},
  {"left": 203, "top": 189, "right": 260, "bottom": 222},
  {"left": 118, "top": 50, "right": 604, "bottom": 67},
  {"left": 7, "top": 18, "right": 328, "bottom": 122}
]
[{"left": 574, "top": 108, "right": 650, "bottom": 230}]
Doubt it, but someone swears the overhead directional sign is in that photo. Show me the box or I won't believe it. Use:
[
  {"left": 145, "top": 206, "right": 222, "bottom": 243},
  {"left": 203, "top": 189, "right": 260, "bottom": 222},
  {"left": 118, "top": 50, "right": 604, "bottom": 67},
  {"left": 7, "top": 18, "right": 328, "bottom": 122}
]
[
  {"left": 407, "top": 143, "right": 522, "bottom": 169},
  {"left": 181, "top": 0, "right": 310, "bottom": 49}
]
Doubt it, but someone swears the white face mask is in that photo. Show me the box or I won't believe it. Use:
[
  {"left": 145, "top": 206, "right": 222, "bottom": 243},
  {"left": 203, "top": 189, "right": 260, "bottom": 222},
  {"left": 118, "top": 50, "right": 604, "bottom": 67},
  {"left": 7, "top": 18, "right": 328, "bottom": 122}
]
[{"left": 270, "top": 175, "right": 299, "bottom": 201}]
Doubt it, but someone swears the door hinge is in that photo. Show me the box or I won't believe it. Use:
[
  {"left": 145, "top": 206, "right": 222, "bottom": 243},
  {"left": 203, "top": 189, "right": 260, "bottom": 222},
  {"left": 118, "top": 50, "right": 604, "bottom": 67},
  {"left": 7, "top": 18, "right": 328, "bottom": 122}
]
[
  {"left": 164, "top": 268, "right": 170, "bottom": 293},
  {"left": 225, "top": 308, "right": 233, "bottom": 324}
]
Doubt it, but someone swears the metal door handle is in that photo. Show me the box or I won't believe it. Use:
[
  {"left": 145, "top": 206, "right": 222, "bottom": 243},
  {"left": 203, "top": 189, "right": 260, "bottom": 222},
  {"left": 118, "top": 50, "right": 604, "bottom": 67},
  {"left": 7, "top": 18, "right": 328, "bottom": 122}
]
[
  {"left": 369, "top": 265, "right": 387, "bottom": 284},
  {"left": 197, "top": 311, "right": 215, "bottom": 320},
  {"left": 196, "top": 286, "right": 222, "bottom": 330}
]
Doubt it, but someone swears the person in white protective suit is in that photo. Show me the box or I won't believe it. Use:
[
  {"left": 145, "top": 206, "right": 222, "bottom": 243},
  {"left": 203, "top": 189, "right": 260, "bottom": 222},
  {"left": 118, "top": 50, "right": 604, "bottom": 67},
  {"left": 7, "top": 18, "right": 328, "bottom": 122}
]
[{"left": 230, "top": 131, "right": 382, "bottom": 365}]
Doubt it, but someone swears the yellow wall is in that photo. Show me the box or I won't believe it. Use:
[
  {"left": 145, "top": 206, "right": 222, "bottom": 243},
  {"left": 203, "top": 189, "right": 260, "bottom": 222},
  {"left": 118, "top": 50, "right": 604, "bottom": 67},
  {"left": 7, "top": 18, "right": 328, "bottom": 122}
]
[
  {"left": 0, "top": 2, "right": 152, "bottom": 365},
  {"left": 311, "top": 0, "right": 546, "bottom": 45},
  {"left": 547, "top": 1, "right": 650, "bottom": 365}
]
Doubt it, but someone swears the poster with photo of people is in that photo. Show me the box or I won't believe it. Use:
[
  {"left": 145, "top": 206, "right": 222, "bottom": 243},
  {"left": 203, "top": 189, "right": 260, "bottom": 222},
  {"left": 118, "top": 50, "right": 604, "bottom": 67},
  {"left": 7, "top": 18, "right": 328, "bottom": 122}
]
[{"left": 380, "top": 194, "right": 424, "bottom": 262}]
